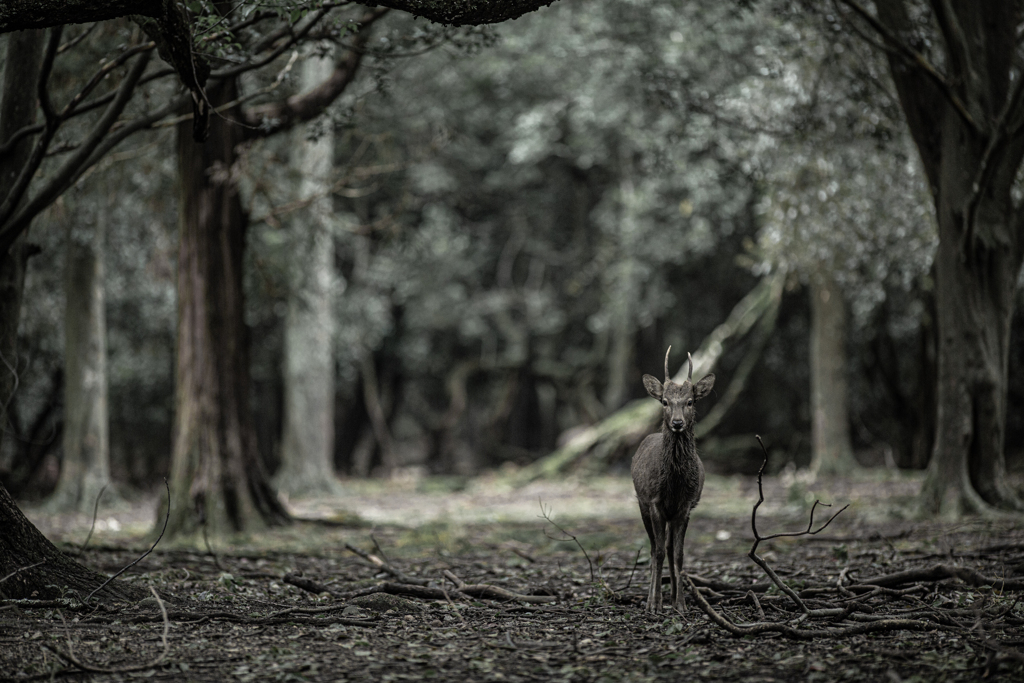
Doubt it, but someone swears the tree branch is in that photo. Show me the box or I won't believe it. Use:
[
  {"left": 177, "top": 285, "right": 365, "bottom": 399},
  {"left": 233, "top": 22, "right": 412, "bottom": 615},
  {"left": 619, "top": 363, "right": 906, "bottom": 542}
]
[
  {"left": 0, "top": 0, "right": 165, "bottom": 32},
  {"left": 0, "top": 27, "right": 61, "bottom": 232},
  {"left": 242, "top": 8, "right": 387, "bottom": 139},
  {"left": 1, "top": 0, "right": 555, "bottom": 32},
  {"left": 0, "top": 50, "right": 152, "bottom": 256}
]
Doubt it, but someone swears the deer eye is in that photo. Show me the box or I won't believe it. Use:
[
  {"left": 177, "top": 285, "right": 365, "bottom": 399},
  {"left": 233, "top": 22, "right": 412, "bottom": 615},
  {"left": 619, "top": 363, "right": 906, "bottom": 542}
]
[
  {"left": 661, "top": 399, "right": 668, "bottom": 406},
  {"left": 687, "top": 399, "right": 693, "bottom": 406}
]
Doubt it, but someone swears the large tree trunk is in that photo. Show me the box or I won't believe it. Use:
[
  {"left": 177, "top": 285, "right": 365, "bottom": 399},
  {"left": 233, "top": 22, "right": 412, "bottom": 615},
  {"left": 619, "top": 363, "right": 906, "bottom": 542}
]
[
  {"left": 274, "top": 44, "right": 341, "bottom": 498},
  {"left": 0, "top": 30, "right": 44, "bottom": 464},
  {"left": 808, "top": 271, "right": 856, "bottom": 476},
  {"left": 0, "top": 37, "right": 138, "bottom": 594},
  {"left": 921, "top": 162, "right": 1022, "bottom": 514},
  {"left": 873, "top": 1, "right": 1024, "bottom": 515},
  {"left": 48, "top": 213, "right": 111, "bottom": 513},
  {"left": 167, "top": 78, "right": 289, "bottom": 539},
  {"left": 0, "top": 481, "right": 144, "bottom": 601}
]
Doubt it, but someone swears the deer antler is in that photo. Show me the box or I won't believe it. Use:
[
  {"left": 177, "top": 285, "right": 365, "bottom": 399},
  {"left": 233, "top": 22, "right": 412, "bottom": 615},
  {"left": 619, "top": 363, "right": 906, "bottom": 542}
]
[
  {"left": 687, "top": 352, "right": 693, "bottom": 381},
  {"left": 664, "top": 346, "right": 672, "bottom": 383}
]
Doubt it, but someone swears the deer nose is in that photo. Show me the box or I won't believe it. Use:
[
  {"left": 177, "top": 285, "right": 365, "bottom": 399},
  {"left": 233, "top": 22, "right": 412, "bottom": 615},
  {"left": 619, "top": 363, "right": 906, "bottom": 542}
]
[{"left": 671, "top": 418, "right": 684, "bottom": 430}]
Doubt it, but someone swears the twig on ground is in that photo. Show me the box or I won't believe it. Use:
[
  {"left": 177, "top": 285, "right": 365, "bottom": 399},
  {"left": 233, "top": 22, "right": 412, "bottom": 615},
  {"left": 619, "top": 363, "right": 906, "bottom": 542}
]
[
  {"left": 202, "top": 521, "right": 227, "bottom": 572},
  {"left": 443, "top": 569, "right": 558, "bottom": 604},
  {"left": 84, "top": 479, "right": 170, "bottom": 604},
  {"left": 345, "top": 542, "right": 428, "bottom": 586},
  {"left": 439, "top": 577, "right": 467, "bottom": 625},
  {"left": 43, "top": 587, "right": 170, "bottom": 674},
  {"left": 684, "top": 574, "right": 958, "bottom": 640},
  {"left": 539, "top": 500, "right": 595, "bottom": 583},
  {"left": 855, "top": 564, "right": 1024, "bottom": 592},
  {"left": 620, "top": 547, "right": 642, "bottom": 593},
  {"left": 748, "top": 436, "right": 848, "bottom": 613},
  {"left": 76, "top": 484, "right": 108, "bottom": 555}
]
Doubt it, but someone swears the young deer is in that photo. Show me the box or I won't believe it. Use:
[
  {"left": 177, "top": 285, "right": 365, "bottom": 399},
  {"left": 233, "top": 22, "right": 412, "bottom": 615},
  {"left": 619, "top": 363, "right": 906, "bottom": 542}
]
[{"left": 631, "top": 347, "right": 715, "bottom": 612}]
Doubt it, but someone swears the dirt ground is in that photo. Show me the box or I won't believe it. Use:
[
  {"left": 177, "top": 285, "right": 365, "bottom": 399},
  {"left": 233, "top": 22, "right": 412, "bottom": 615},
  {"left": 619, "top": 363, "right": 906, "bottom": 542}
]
[{"left": 3, "top": 470, "right": 1024, "bottom": 682}]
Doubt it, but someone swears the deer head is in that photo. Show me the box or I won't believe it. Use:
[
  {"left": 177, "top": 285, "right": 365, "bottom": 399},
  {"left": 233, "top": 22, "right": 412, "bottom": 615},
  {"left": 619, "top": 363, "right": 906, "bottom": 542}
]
[{"left": 642, "top": 346, "right": 715, "bottom": 433}]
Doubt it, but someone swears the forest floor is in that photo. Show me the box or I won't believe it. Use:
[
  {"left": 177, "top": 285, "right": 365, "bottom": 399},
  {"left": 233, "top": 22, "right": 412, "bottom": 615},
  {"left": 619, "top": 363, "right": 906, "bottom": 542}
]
[{"left": 3, "top": 468, "right": 1024, "bottom": 682}]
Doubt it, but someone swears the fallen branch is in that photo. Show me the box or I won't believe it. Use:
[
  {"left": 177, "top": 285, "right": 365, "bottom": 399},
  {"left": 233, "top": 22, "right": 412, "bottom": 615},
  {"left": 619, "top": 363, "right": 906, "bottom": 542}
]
[
  {"left": 345, "top": 542, "right": 428, "bottom": 586},
  {"left": 748, "top": 435, "right": 849, "bottom": 613},
  {"left": 443, "top": 570, "right": 557, "bottom": 604},
  {"left": 514, "top": 270, "right": 784, "bottom": 483},
  {"left": 684, "top": 574, "right": 957, "bottom": 640},
  {"left": 284, "top": 572, "right": 466, "bottom": 602},
  {"left": 855, "top": 564, "right": 1024, "bottom": 592}
]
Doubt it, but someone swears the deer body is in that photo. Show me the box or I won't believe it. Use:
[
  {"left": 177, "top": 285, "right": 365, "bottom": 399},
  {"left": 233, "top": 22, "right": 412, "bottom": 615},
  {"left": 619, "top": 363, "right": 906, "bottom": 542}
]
[{"left": 631, "top": 348, "right": 714, "bottom": 612}]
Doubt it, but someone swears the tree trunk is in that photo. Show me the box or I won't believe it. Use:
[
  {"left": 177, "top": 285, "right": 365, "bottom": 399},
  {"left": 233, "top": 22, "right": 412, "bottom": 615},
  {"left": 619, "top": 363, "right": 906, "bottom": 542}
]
[
  {"left": 872, "top": 0, "right": 1024, "bottom": 515},
  {"left": 0, "top": 30, "right": 44, "bottom": 462},
  {"left": 0, "top": 481, "right": 144, "bottom": 601},
  {"left": 167, "top": 78, "right": 289, "bottom": 539},
  {"left": 921, "top": 174, "right": 1022, "bottom": 514},
  {"left": 808, "top": 271, "right": 856, "bottom": 476},
  {"left": 274, "top": 44, "right": 341, "bottom": 498},
  {"left": 49, "top": 213, "right": 111, "bottom": 513}
]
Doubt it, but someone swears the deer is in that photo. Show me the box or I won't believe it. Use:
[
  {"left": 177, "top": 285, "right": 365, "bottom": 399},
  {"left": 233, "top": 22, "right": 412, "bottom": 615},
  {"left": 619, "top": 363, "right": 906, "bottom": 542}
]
[{"left": 631, "top": 346, "right": 715, "bottom": 612}]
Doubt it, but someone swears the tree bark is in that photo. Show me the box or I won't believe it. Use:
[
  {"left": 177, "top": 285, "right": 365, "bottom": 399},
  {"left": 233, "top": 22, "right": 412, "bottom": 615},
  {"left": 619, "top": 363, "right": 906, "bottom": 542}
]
[
  {"left": 921, "top": 158, "right": 1022, "bottom": 514},
  {"left": 871, "top": 0, "right": 1024, "bottom": 514},
  {"left": 808, "top": 271, "right": 856, "bottom": 476},
  {"left": 0, "top": 0, "right": 555, "bottom": 33},
  {"left": 274, "top": 43, "right": 341, "bottom": 498},
  {"left": 48, "top": 211, "right": 111, "bottom": 513},
  {"left": 167, "top": 77, "right": 289, "bottom": 539},
  {"left": 0, "top": 30, "right": 44, "bottom": 462},
  {"left": 0, "top": 481, "right": 145, "bottom": 601}
]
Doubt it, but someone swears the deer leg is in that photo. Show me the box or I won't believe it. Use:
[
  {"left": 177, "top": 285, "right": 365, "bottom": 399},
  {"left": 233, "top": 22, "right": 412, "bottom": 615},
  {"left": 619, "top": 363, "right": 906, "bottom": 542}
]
[
  {"left": 666, "top": 521, "right": 678, "bottom": 606},
  {"left": 671, "top": 514, "right": 690, "bottom": 609},
  {"left": 646, "top": 508, "right": 667, "bottom": 613}
]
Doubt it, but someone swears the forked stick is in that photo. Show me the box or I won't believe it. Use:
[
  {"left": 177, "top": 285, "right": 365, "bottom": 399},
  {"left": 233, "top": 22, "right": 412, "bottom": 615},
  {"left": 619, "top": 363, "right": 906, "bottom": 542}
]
[{"left": 749, "top": 435, "right": 848, "bottom": 613}]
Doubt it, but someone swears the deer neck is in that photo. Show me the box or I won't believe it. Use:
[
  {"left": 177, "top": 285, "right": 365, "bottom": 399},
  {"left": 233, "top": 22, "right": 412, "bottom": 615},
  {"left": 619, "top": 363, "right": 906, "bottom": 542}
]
[{"left": 662, "top": 424, "right": 696, "bottom": 462}]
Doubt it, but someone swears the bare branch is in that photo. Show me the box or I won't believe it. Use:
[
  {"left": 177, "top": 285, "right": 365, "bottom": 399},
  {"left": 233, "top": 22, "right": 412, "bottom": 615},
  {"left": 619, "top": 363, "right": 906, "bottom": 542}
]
[
  {"left": 443, "top": 569, "right": 557, "bottom": 604},
  {"left": 74, "top": 484, "right": 108, "bottom": 556},
  {"left": 0, "top": 0, "right": 553, "bottom": 33},
  {"left": 345, "top": 541, "right": 428, "bottom": 586},
  {"left": 243, "top": 9, "right": 386, "bottom": 138},
  {"left": 0, "top": 49, "right": 152, "bottom": 256},
  {"left": 0, "top": 27, "right": 62, "bottom": 231},
  {"left": 746, "top": 436, "right": 849, "bottom": 612}
]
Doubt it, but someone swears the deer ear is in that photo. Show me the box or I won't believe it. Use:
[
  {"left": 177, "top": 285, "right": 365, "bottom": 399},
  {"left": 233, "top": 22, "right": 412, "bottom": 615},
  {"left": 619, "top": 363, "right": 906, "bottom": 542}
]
[
  {"left": 693, "top": 373, "right": 715, "bottom": 400},
  {"left": 642, "top": 374, "right": 664, "bottom": 400}
]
